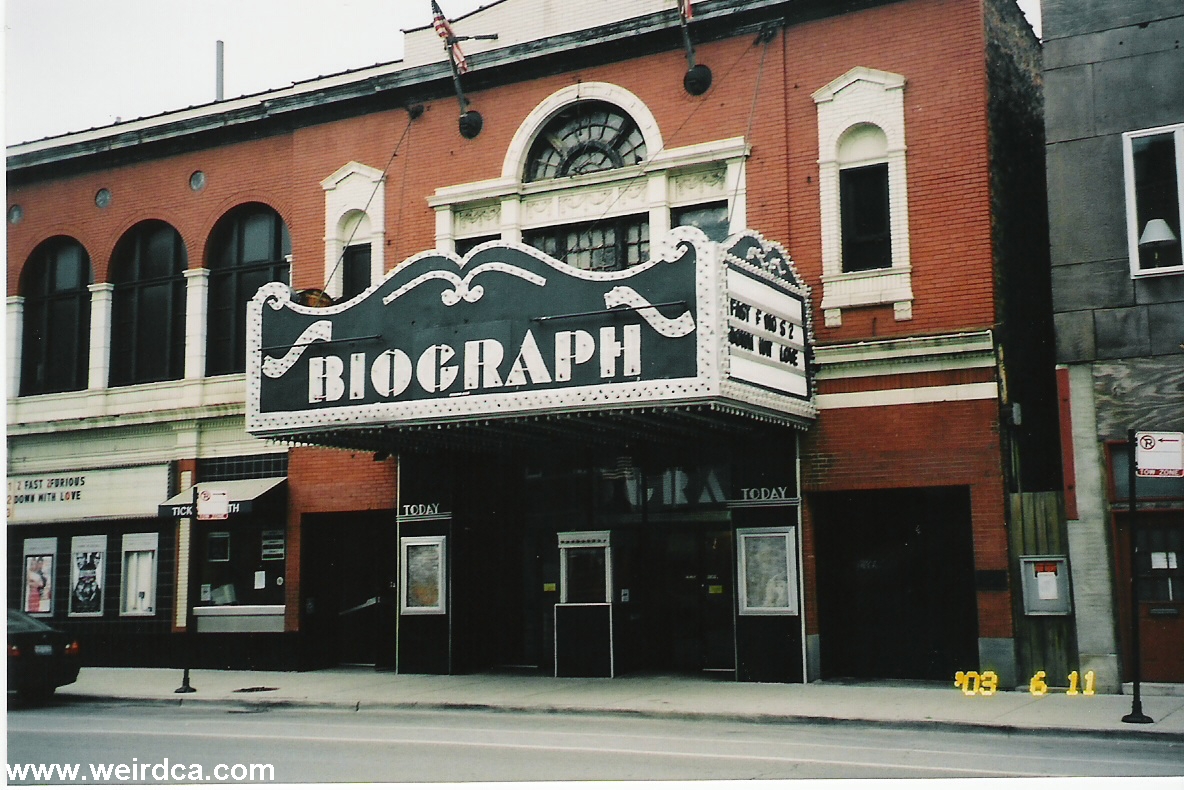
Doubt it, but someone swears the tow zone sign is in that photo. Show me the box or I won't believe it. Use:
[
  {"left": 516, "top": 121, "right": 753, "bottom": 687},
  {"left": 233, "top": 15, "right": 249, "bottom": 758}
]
[{"left": 1136, "top": 431, "right": 1184, "bottom": 478}]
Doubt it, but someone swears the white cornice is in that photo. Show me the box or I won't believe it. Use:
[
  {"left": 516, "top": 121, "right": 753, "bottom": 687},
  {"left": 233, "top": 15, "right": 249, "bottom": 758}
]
[{"left": 814, "top": 330, "right": 996, "bottom": 379}]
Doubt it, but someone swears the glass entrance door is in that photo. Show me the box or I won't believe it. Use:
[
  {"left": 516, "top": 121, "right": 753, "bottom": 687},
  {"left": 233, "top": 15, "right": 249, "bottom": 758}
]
[{"left": 647, "top": 524, "right": 736, "bottom": 673}]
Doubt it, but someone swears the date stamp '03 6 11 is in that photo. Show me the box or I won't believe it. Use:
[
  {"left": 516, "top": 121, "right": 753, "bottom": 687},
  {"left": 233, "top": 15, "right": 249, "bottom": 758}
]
[{"left": 955, "top": 670, "right": 1097, "bottom": 696}]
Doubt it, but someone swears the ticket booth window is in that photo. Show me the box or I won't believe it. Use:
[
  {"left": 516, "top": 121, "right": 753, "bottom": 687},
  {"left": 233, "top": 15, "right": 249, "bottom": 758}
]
[
  {"left": 120, "top": 533, "right": 158, "bottom": 616},
  {"left": 737, "top": 527, "right": 798, "bottom": 615},
  {"left": 401, "top": 536, "right": 446, "bottom": 614},
  {"left": 559, "top": 532, "right": 611, "bottom": 604}
]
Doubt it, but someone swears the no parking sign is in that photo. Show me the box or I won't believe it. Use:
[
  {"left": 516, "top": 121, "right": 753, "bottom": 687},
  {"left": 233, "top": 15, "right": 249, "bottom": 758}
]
[{"left": 1135, "top": 432, "right": 1184, "bottom": 478}]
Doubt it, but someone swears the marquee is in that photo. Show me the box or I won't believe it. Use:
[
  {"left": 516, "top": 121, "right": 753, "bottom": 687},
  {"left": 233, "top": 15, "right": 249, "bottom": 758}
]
[{"left": 246, "top": 227, "right": 815, "bottom": 441}]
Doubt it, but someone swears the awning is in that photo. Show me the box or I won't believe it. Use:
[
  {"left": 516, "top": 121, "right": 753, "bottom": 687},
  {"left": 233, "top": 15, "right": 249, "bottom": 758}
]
[{"left": 158, "top": 477, "right": 287, "bottom": 519}]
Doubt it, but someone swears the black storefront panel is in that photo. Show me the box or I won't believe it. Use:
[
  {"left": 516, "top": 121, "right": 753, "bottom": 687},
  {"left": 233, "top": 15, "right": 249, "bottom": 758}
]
[
  {"left": 8, "top": 521, "right": 176, "bottom": 667},
  {"left": 397, "top": 456, "right": 455, "bottom": 675}
]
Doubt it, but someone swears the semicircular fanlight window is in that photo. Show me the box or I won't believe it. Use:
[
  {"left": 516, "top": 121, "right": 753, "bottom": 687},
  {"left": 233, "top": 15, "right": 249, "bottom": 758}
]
[{"left": 524, "top": 101, "right": 647, "bottom": 182}]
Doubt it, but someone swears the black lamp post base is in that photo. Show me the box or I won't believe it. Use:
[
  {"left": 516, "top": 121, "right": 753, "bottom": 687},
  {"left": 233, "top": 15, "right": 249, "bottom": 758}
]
[
  {"left": 1122, "top": 701, "right": 1153, "bottom": 724},
  {"left": 175, "top": 667, "right": 197, "bottom": 694}
]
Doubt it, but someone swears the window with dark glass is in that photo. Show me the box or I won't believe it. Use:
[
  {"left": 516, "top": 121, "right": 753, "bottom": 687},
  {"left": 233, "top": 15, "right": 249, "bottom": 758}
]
[
  {"left": 523, "top": 101, "right": 647, "bottom": 182},
  {"left": 840, "top": 163, "right": 891, "bottom": 272},
  {"left": 1137, "top": 526, "right": 1184, "bottom": 603},
  {"left": 524, "top": 215, "right": 649, "bottom": 272},
  {"left": 673, "top": 202, "right": 730, "bottom": 243},
  {"left": 1131, "top": 131, "right": 1183, "bottom": 271},
  {"left": 341, "top": 243, "right": 371, "bottom": 301},
  {"left": 110, "top": 221, "right": 187, "bottom": 386},
  {"left": 207, "top": 204, "right": 290, "bottom": 375},
  {"left": 19, "top": 237, "right": 92, "bottom": 395},
  {"left": 563, "top": 547, "right": 608, "bottom": 603},
  {"left": 455, "top": 235, "right": 499, "bottom": 257}
]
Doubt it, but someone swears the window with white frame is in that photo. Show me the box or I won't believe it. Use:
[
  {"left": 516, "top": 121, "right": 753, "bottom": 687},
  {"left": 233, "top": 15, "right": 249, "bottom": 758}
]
[
  {"left": 400, "top": 536, "right": 446, "bottom": 614},
  {"left": 558, "top": 531, "right": 611, "bottom": 604},
  {"left": 120, "top": 532, "right": 158, "bottom": 616},
  {"left": 322, "top": 162, "right": 386, "bottom": 299},
  {"left": 1124, "top": 124, "right": 1184, "bottom": 276},
  {"left": 429, "top": 82, "right": 749, "bottom": 265},
  {"left": 813, "top": 67, "right": 913, "bottom": 328},
  {"left": 736, "top": 527, "right": 798, "bottom": 615}
]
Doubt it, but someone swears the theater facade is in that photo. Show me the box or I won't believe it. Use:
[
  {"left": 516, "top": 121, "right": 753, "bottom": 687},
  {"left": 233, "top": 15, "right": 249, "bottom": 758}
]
[
  {"left": 8, "top": 0, "right": 1060, "bottom": 685},
  {"left": 248, "top": 228, "right": 815, "bottom": 679}
]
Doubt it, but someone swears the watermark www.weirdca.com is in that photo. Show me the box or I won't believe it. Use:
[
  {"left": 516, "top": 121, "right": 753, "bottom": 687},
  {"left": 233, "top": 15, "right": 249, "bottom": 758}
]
[{"left": 7, "top": 760, "right": 275, "bottom": 784}]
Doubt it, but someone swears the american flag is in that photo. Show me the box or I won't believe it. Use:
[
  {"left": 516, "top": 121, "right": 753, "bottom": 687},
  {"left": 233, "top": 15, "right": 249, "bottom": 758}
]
[
  {"left": 678, "top": 0, "right": 694, "bottom": 22},
  {"left": 431, "top": 0, "right": 469, "bottom": 74}
]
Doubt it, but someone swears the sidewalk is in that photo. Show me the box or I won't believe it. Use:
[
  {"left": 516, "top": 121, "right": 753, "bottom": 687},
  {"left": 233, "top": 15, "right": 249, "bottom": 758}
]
[{"left": 54, "top": 666, "right": 1184, "bottom": 741}]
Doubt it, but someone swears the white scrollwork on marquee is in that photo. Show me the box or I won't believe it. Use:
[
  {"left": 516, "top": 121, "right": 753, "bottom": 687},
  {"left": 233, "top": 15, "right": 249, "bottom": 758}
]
[
  {"left": 603, "top": 286, "right": 695, "bottom": 338},
  {"left": 382, "top": 262, "right": 547, "bottom": 307},
  {"left": 262, "top": 320, "right": 333, "bottom": 379}
]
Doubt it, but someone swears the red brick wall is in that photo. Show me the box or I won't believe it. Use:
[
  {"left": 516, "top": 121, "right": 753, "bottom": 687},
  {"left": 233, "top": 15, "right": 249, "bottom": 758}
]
[
  {"left": 8, "top": 0, "right": 992, "bottom": 346},
  {"left": 6, "top": 0, "right": 1005, "bottom": 642},
  {"left": 800, "top": 399, "right": 1013, "bottom": 638}
]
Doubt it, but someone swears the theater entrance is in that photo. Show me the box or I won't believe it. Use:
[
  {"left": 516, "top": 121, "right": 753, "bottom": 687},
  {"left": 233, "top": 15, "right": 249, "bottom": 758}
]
[{"left": 613, "top": 522, "right": 736, "bottom": 675}]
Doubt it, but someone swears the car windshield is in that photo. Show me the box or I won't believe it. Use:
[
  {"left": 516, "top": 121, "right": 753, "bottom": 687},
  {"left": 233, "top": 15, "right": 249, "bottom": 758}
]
[{"left": 8, "top": 608, "right": 53, "bottom": 634}]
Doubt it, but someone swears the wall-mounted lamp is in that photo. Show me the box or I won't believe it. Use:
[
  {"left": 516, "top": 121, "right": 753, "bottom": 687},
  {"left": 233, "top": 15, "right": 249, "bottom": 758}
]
[{"left": 677, "top": 1, "right": 712, "bottom": 96}]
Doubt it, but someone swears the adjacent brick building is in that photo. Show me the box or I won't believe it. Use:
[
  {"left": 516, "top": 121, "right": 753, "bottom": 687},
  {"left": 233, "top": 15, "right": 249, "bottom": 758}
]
[{"left": 8, "top": 0, "right": 1058, "bottom": 684}]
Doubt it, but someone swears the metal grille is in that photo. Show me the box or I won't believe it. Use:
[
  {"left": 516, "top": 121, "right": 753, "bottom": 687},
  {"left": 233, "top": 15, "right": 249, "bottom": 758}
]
[{"left": 197, "top": 453, "right": 288, "bottom": 482}]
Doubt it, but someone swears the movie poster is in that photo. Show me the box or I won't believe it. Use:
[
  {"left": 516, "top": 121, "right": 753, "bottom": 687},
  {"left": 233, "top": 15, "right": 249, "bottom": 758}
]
[
  {"left": 22, "top": 537, "right": 56, "bottom": 615},
  {"left": 69, "top": 534, "right": 106, "bottom": 616}
]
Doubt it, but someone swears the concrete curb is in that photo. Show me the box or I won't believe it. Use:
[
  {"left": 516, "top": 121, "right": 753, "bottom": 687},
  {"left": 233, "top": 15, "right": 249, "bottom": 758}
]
[{"left": 54, "top": 691, "right": 1184, "bottom": 744}]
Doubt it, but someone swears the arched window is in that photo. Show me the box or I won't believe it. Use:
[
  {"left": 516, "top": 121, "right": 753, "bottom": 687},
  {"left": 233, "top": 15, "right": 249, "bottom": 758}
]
[
  {"left": 19, "top": 237, "right": 93, "bottom": 395},
  {"left": 110, "top": 220, "right": 187, "bottom": 386},
  {"left": 838, "top": 124, "right": 891, "bottom": 272},
  {"left": 206, "top": 203, "right": 290, "bottom": 375},
  {"left": 812, "top": 67, "right": 912, "bottom": 327},
  {"left": 521, "top": 101, "right": 649, "bottom": 271},
  {"left": 523, "top": 101, "right": 647, "bottom": 182}
]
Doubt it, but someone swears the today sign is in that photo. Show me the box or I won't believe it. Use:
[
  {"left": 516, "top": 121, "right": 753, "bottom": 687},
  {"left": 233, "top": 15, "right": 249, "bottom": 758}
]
[{"left": 1135, "top": 431, "right": 1184, "bottom": 478}]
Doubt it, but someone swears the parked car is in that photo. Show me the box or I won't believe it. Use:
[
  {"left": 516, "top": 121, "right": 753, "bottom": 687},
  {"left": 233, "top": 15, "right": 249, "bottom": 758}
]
[{"left": 7, "top": 609, "right": 81, "bottom": 698}]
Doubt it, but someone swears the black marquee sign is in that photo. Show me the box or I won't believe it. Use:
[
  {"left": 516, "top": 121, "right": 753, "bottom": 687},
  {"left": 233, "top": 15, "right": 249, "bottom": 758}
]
[{"left": 246, "top": 227, "right": 815, "bottom": 437}]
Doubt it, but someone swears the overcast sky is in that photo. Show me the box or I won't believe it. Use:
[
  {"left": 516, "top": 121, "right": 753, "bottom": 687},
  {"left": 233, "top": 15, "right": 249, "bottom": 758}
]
[{"left": 4, "top": 0, "right": 1042, "bottom": 145}]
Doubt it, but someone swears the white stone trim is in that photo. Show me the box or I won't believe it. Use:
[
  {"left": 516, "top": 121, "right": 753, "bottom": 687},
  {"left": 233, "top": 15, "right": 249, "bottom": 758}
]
[
  {"left": 322, "top": 161, "right": 386, "bottom": 296},
  {"left": 87, "top": 284, "right": 114, "bottom": 391},
  {"left": 1122, "top": 123, "right": 1184, "bottom": 279},
  {"left": 813, "top": 67, "right": 912, "bottom": 327},
  {"left": 816, "top": 382, "right": 998, "bottom": 409},
  {"left": 7, "top": 375, "right": 249, "bottom": 435},
  {"left": 7, "top": 296, "right": 24, "bottom": 399},
  {"left": 814, "top": 330, "right": 994, "bottom": 374},
  {"left": 430, "top": 82, "right": 747, "bottom": 251},
  {"left": 501, "top": 82, "right": 664, "bottom": 181},
  {"left": 1063, "top": 363, "right": 1121, "bottom": 692},
  {"left": 182, "top": 269, "right": 208, "bottom": 380},
  {"left": 175, "top": 468, "right": 192, "bottom": 630}
]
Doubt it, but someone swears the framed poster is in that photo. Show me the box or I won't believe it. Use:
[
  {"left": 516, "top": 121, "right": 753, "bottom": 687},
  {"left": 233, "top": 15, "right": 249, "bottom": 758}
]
[
  {"left": 69, "top": 535, "right": 107, "bottom": 617},
  {"left": 400, "top": 536, "right": 446, "bottom": 614},
  {"left": 120, "top": 532, "right": 159, "bottom": 616},
  {"left": 737, "top": 527, "right": 798, "bottom": 615},
  {"left": 22, "top": 537, "right": 57, "bottom": 616}
]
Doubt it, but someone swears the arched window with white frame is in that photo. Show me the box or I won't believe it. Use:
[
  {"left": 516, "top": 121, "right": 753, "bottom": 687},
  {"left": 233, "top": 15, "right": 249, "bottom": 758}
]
[
  {"left": 322, "top": 162, "right": 385, "bottom": 300},
  {"left": 813, "top": 67, "right": 913, "bottom": 328},
  {"left": 19, "top": 236, "right": 93, "bottom": 395},
  {"left": 428, "top": 82, "right": 749, "bottom": 266}
]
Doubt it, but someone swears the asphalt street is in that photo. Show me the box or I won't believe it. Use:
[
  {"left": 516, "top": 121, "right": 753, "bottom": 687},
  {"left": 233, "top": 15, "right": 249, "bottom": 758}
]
[{"left": 7, "top": 698, "right": 1184, "bottom": 783}]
